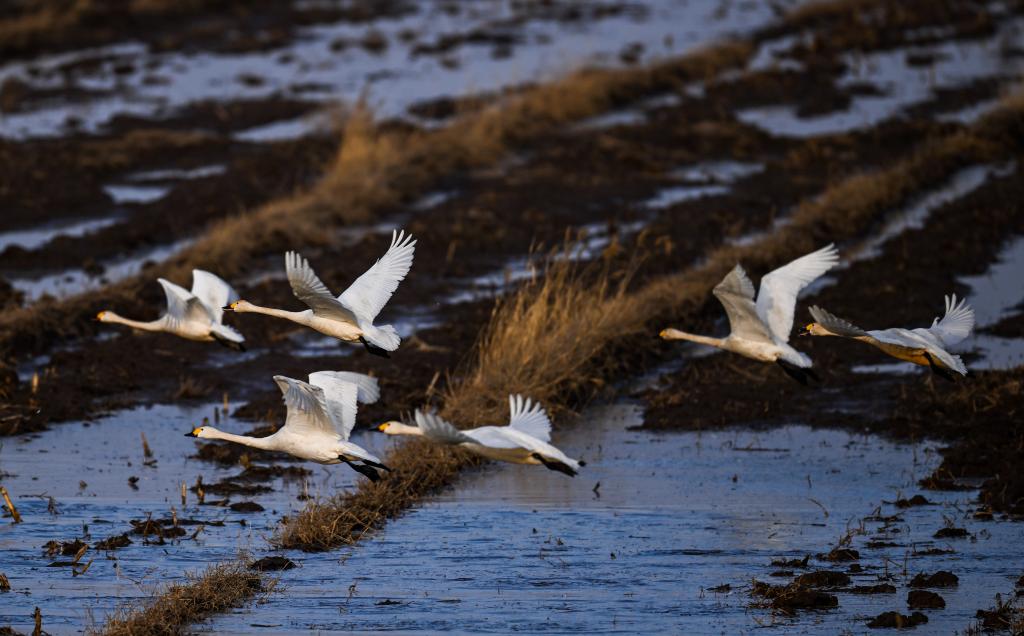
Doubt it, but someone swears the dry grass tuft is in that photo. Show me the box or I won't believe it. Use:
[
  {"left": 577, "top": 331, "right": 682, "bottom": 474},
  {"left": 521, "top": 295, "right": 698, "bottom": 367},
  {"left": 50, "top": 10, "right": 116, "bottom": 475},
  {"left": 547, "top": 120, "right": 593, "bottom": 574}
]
[{"left": 98, "top": 560, "right": 265, "bottom": 636}]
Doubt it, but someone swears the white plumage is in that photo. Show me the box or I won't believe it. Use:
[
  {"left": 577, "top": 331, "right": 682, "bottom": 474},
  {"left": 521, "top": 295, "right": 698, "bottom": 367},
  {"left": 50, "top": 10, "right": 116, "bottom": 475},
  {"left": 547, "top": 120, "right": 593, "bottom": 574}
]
[
  {"left": 187, "top": 371, "right": 389, "bottom": 481},
  {"left": 228, "top": 230, "right": 416, "bottom": 356},
  {"left": 378, "top": 395, "right": 583, "bottom": 477},
  {"left": 661, "top": 244, "right": 839, "bottom": 384},
  {"left": 97, "top": 269, "right": 245, "bottom": 349}
]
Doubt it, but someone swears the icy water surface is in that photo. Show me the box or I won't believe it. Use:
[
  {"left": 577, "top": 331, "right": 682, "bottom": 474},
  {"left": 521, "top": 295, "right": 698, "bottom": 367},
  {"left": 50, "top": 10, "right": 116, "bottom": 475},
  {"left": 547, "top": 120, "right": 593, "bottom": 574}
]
[
  {"left": 198, "top": 403, "right": 1024, "bottom": 634},
  {"left": 0, "top": 403, "right": 380, "bottom": 633}
]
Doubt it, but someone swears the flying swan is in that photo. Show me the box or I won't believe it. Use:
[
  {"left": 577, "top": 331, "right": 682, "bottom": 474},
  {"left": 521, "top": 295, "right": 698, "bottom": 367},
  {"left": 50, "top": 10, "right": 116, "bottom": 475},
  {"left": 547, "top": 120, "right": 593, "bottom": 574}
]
[
  {"left": 377, "top": 395, "right": 585, "bottom": 477},
  {"left": 800, "top": 294, "right": 974, "bottom": 380},
  {"left": 97, "top": 270, "right": 245, "bottom": 350},
  {"left": 226, "top": 230, "right": 416, "bottom": 357},
  {"left": 660, "top": 244, "right": 839, "bottom": 384},
  {"left": 187, "top": 371, "right": 390, "bottom": 481}
]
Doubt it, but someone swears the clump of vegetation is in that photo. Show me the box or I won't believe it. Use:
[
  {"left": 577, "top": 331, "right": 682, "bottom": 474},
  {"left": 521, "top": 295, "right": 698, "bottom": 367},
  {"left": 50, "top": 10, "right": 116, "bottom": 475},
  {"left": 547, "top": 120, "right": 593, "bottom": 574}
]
[{"left": 98, "top": 560, "right": 266, "bottom": 636}]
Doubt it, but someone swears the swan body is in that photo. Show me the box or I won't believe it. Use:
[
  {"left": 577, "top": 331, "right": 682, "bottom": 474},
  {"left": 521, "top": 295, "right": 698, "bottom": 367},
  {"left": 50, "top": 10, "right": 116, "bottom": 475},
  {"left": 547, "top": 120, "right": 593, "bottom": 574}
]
[
  {"left": 802, "top": 294, "right": 974, "bottom": 379},
  {"left": 187, "top": 371, "right": 389, "bottom": 481},
  {"left": 97, "top": 270, "right": 245, "bottom": 350},
  {"left": 228, "top": 230, "right": 416, "bottom": 357},
  {"left": 660, "top": 244, "right": 839, "bottom": 384},
  {"left": 378, "top": 395, "right": 584, "bottom": 477}
]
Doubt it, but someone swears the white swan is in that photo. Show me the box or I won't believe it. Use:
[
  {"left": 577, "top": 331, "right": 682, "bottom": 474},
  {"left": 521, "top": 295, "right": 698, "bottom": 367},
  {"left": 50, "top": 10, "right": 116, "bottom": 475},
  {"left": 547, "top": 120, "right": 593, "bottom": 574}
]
[
  {"left": 801, "top": 294, "right": 974, "bottom": 380},
  {"left": 187, "top": 371, "right": 389, "bottom": 481},
  {"left": 227, "top": 230, "right": 416, "bottom": 357},
  {"left": 97, "top": 270, "right": 245, "bottom": 350},
  {"left": 378, "top": 395, "right": 585, "bottom": 477},
  {"left": 660, "top": 244, "right": 839, "bottom": 384}
]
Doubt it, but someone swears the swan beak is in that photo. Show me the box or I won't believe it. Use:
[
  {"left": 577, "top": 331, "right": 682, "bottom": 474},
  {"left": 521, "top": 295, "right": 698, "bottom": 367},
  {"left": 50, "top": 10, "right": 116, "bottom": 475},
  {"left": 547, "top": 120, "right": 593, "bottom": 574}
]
[
  {"left": 185, "top": 428, "right": 200, "bottom": 437},
  {"left": 658, "top": 329, "right": 670, "bottom": 339},
  {"left": 223, "top": 302, "right": 236, "bottom": 312},
  {"left": 376, "top": 423, "right": 388, "bottom": 432},
  {"left": 94, "top": 311, "right": 105, "bottom": 321},
  {"left": 798, "top": 324, "right": 811, "bottom": 337}
]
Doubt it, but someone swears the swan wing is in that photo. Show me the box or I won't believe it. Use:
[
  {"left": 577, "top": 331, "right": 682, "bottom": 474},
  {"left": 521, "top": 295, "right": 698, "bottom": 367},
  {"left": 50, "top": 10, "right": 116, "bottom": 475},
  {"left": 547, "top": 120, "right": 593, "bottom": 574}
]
[
  {"left": 285, "top": 251, "right": 358, "bottom": 322},
  {"left": 158, "top": 278, "right": 211, "bottom": 326},
  {"left": 466, "top": 427, "right": 527, "bottom": 449},
  {"left": 308, "top": 372, "right": 379, "bottom": 440},
  {"left": 273, "top": 375, "right": 334, "bottom": 437},
  {"left": 809, "top": 306, "right": 868, "bottom": 337},
  {"left": 309, "top": 371, "right": 380, "bottom": 405},
  {"left": 415, "top": 409, "right": 473, "bottom": 445},
  {"left": 190, "top": 269, "right": 238, "bottom": 325},
  {"left": 507, "top": 394, "right": 552, "bottom": 443},
  {"left": 756, "top": 244, "right": 839, "bottom": 342},
  {"left": 927, "top": 293, "right": 975, "bottom": 346},
  {"left": 712, "top": 266, "right": 774, "bottom": 342},
  {"left": 338, "top": 229, "right": 416, "bottom": 324}
]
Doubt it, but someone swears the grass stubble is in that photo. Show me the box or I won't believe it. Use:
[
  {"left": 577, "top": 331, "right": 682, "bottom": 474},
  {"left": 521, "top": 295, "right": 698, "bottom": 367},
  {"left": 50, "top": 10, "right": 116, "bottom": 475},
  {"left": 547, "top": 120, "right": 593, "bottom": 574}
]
[{"left": 64, "top": 0, "right": 1024, "bottom": 632}]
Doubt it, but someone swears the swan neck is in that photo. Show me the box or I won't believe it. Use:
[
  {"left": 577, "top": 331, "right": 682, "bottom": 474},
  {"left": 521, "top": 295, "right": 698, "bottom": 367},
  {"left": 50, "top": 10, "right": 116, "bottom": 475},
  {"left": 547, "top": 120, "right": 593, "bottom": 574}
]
[
  {"left": 207, "top": 429, "right": 276, "bottom": 450},
  {"left": 241, "top": 304, "right": 308, "bottom": 323},
  {"left": 663, "top": 329, "right": 725, "bottom": 348},
  {"left": 107, "top": 314, "right": 165, "bottom": 332},
  {"left": 392, "top": 423, "right": 424, "bottom": 436}
]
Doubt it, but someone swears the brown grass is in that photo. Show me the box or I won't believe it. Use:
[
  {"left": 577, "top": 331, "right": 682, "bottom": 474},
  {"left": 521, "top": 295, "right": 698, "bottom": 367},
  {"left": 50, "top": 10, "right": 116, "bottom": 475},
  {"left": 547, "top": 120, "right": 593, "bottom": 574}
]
[{"left": 97, "top": 560, "right": 265, "bottom": 636}]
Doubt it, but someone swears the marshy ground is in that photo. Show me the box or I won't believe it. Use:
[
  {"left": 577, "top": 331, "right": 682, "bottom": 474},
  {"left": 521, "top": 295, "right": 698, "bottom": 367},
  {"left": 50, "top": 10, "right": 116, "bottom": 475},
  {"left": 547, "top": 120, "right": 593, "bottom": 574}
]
[{"left": 1, "top": 0, "right": 1023, "bottom": 633}]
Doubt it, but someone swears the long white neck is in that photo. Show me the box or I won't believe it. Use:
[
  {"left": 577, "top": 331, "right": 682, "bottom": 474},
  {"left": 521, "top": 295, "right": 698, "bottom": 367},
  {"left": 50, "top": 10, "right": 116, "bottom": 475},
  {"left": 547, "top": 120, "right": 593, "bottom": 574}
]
[
  {"left": 388, "top": 422, "right": 424, "bottom": 437},
  {"left": 661, "top": 328, "right": 726, "bottom": 349},
  {"left": 105, "top": 313, "right": 167, "bottom": 333},
  {"left": 236, "top": 303, "right": 310, "bottom": 325},
  {"left": 204, "top": 428, "right": 277, "bottom": 450}
]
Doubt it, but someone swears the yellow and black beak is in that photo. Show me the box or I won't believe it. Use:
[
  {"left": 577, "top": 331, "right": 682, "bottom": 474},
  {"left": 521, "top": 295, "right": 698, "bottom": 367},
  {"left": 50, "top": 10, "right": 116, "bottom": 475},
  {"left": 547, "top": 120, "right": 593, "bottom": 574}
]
[
  {"left": 185, "top": 428, "right": 201, "bottom": 437},
  {"left": 222, "top": 302, "right": 237, "bottom": 312},
  {"left": 798, "top": 324, "right": 812, "bottom": 337},
  {"left": 94, "top": 311, "right": 105, "bottom": 322},
  {"left": 376, "top": 423, "right": 388, "bottom": 432}
]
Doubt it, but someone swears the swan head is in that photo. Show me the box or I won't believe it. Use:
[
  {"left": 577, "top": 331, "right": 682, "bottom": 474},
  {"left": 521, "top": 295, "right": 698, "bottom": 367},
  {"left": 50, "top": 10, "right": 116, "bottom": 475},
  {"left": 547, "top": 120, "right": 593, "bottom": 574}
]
[
  {"left": 224, "top": 300, "right": 254, "bottom": 313},
  {"left": 185, "top": 425, "right": 218, "bottom": 438},
  {"left": 378, "top": 421, "right": 420, "bottom": 436},
  {"left": 95, "top": 310, "right": 115, "bottom": 322},
  {"left": 800, "top": 322, "right": 829, "bottom": 337}
]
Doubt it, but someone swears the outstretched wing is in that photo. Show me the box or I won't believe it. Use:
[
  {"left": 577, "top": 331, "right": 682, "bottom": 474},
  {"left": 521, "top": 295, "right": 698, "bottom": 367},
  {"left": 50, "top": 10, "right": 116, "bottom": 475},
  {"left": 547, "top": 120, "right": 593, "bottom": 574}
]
[
  {"left": 927, "top": 293, "right": 975, "bottom": 346},
  {"left": 338, "top": 230, "right": 416, "bottom": 324},
  {"left": 712, "top": 265, "right": 774, "bottom": 342},
  {"left": 285, "top": 251, "right": 357, "bottom": 322},
  {"left": 190, "top": 269, "right": 238, "bottom": 325},
  {"left": 158, "top": 278, "right": 211, "bottom": 325},
  {"left": 415, "top": 410, "right": 473, "bottom": 445},
  {"left": 309, "top": 371, "right": 380, "bottom": 404},
  {"left": 274, "top": 375, "right": 334, "bottom": 437},
  {"left": 756, "top": 244, "right": 839, "bottom": 342},
  {"left": 308, "top": 372, "right": 378, "bottom": 441},
  {"left": 507, "top": 394, "right": 552, "bottom": 443},
  {"left": 809, "top": 305, "right": 868, "bottom": 338}
]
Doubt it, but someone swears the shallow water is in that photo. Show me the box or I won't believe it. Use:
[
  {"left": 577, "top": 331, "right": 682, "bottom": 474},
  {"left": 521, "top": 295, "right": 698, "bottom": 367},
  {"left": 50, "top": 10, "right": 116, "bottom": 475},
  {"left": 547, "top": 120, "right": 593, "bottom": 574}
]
[
  {"left": 736, "top": 18, "right": 1024, "bottom": 138},
  {"left": 0, "top": 0, "right": 805, "bottom": 140},
  {"left": 10, "top": 238, "right": 193, "bottom": 302},
  {"left": 0, "top": 216, "right": 121, "bottom": 253},
  {"left": 197, "top": 402, "right": 1024, "bottom": 634},
  {"left": 0, "top": 403, "right": 379, "bottom": 633}
]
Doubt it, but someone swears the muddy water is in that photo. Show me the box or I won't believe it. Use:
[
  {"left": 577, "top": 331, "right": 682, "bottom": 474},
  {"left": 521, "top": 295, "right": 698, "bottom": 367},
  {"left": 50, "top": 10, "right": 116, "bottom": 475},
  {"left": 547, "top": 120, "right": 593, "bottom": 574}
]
[
  {"left": 0, "top": 404, "right": 383, "bottom": 633},
  {"left": 197, "top": 403, "right": 1024, "bottom": 634}
]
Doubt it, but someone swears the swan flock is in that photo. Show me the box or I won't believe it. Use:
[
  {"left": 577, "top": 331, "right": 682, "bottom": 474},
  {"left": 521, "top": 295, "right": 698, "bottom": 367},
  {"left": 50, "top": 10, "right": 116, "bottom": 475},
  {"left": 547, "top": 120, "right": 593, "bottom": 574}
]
[{"left": 95, "top": 230, "right": 975, "bottom": 484}]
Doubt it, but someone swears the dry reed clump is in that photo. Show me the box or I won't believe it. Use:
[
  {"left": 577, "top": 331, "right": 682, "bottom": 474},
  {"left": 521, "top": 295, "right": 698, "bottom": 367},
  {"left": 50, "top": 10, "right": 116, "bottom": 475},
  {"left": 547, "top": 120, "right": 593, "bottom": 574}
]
[{"left": 98, "top": 560, "right": 265, "bottom": 636}]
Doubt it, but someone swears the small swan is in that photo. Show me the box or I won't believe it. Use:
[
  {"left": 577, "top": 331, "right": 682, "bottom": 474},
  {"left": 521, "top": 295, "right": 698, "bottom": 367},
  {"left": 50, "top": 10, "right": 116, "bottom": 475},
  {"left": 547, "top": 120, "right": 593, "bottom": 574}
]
[
  {"left": 378, "top": 395, "right": 584, "bottom": 477},
  {"left": 660, "top": 244, "right": 839, "bottom": 384},
  {"left": 226, "top": 230, "right": 416, "bottom": 358},
  {"left": 800, "top": 294, "right": 974, "bottom": 381},
  {"left": 187, "top": 371, "right": 390, "bottom": 481},
  {"left": 97, "top": 270, "right": 245, "bottom": 350}
]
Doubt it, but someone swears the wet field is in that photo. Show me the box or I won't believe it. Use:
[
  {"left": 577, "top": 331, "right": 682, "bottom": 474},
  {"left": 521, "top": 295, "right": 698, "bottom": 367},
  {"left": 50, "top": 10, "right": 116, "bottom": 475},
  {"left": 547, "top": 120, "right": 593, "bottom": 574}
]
[{"left": 2, "top": 0, "right": 1024, "bottom": 633}]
